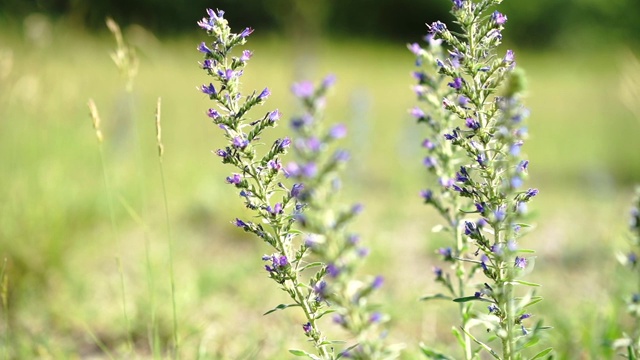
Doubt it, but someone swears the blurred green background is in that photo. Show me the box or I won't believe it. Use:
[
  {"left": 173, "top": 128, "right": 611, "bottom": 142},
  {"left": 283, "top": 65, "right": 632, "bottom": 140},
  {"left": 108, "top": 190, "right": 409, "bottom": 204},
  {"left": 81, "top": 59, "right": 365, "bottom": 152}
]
[{"left": 1, "top": 0, "right": 640, "bottom": 358}]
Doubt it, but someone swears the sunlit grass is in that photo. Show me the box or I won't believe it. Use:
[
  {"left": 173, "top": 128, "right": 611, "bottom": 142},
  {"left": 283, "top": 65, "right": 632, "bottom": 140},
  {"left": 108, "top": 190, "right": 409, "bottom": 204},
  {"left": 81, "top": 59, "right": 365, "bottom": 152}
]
[{"left": 0, "top": 20, "right": 639, "bottom": 358}]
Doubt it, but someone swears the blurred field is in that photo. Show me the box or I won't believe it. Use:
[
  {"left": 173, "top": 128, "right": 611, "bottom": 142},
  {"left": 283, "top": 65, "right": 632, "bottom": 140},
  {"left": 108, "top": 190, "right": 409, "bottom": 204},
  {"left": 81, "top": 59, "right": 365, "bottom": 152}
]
[{"left": 1, "top": 18, "right": 640, "bottom": 359}]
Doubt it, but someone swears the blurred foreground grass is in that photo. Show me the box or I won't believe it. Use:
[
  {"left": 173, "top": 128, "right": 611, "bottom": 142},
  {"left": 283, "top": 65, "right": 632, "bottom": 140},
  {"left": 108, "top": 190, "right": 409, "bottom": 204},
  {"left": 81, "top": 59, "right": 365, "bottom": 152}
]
[{"left": 0, "top": 21, "right": 639, "bottom": 358}]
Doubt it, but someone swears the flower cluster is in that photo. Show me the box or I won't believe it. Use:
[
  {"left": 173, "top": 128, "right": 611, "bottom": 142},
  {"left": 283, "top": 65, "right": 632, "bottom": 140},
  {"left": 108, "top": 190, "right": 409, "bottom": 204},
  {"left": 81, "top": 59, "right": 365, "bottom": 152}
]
[
  {"left": 614, "top": 186, "right": 640, "bottom": 356},
  {"left": 197, "top": 9, "right": 335, "bottom": 358},
  {"left": 410, "top": 1, "right": 549, "bottom": 359},
  {"left": 287, "top": 77, "right": 402, "bottom": 359}
]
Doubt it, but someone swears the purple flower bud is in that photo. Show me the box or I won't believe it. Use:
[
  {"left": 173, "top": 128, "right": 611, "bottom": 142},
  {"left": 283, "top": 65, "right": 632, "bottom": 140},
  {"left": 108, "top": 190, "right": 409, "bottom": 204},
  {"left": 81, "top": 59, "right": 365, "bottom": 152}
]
[
  {"left": 215, "top": 149, "right": 228, "bottom": 159},
  {"left": 492, "top": 11, "right": 508, "bottom": 25},
  {"left": 302, "top": 322, "right": 312, "bottom": 334},
  {"left": 433, "top": 266, "right": 443, "bottom": 279},
  {"left": 268, "top": 159, "right": 282, "bottom": 171},
  {"left": 326, "top": 263, "right": 341, "bottom": 277},
  {"left": 428, "top": 21, "right": 447, "bottom": 34},
  {"left": 420, "top": 189, "right": 433, "bottom": 202},
  {"left": 518, "top": 160, "right": 529, "bottom": 172},
  {"left": 407, "top": 42, "right": 423, "bottom": 55},
  {"left": 277, "top": 137, "right": 291, "bottom": 150},
  {"left": 329, "top": 123, "right": 347, "bottom": 139},
  {"left": 475, "top": 202, "right": 485, "bottom": 213},
  {"left": 465, "top": 117, "right": 480, "bottom": 130},
  {"left": 438, "top": 247, "right": 453, "bottom": 260},
  {"left": 357, "top": 247, "right": 370, "bottom": 258},
  {"left": 458, "top": 95, "right": 470, "bottom": 107},
  {"left": 494, "top": 207, "right": 506, "bottom": 222},
  {"left": 291, "top": 81, "right": 315, "bottom": 98},
  {"left": 519, "top": 313, "right": 531, "bottom": 321},
  {"left": 514, "top": 256, "right": 527, "bottom": 269},
  {"left": 235, "top": 218, "right": 247, "bottom": 227},
  {"left": 410, "top": 107, "right": 426, "bottom": 120},
  {"left": 452, "top": 0, "right": 464, "bottom": 9},
  {"left": 225, "top": 173, "right": 242, "bottom": 185},
  {"left": 207, "top": 108, "right": 221, "bottom": 119},
  {"left": 525, "top": 188, "right": 539, "bottom": 199},
  {"left": 232, "top": 136, "right": 249, "bottom": 149},
  {"left": 197, "top": 42, "right": 212, "bottom": 54},
  {"left": 301, "top": 162, "right": 317, "bottom": 178},
  {"left": 291, "top": 183, "right": 304, "bottom": 198},
  {"left": 267, "top": 203, "right": 283, "bottom": 216},
  {"left": 423, "top": 156, "right": 437, "bottom": 168},
  {"left": 258, "top": 88, "right": 270, "bottom": 101},
  {"left": 369, "top": 312, "right": 383, "bottom": 323},
  {"left": 329, "top": 149, "right": 348, "bottom": 163},
  {"left": 239, "top": 27, "right": 254, "bottom": 38},
  {"left": 352, "top": 203, "right": 364, "bottom": 215},
  {"left": 201, "top": 83, "right": 217, "bottom": 97},
  {"left": 268, "top": 109, "right": 281, "bottom": 122},
  {"left": 488, "top": 304, "right": 498, "bottom": 313},
  {"left": 504, "top": 49, "right": 515, "bottom": 63},
  {"left": 333, "top": 314, "right": 346, "bottom": 325},
  {"left": 372, "top": 276, "right": 384, "bottom": 289},
  {"left": 511, "top": 176, "right": 523, "bottom": 188},
  {"left": 322, "top": 74, "right": 337, "bottom": 88},
  {"left": 240, "top": 50, "right": 253, "bottom": 62},
  {"left": 448, "top": 77, "right": 464, "bottom": 90}
]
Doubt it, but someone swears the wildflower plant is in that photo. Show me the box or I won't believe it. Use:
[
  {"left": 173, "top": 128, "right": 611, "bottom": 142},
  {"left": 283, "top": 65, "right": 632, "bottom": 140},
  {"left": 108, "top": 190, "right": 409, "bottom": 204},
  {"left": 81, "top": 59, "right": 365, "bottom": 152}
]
[
  {"left": 615, "top": 186, "right": 640, "bottom": 358},
  {"left": 197, "top": 9, "right": 392, "bottom": 359},
  {"left": 286, "top": 76, "right": 402, "bottom": 359},
  {"left": 409, "top": 1, "right": 551, "bottom": 359}
]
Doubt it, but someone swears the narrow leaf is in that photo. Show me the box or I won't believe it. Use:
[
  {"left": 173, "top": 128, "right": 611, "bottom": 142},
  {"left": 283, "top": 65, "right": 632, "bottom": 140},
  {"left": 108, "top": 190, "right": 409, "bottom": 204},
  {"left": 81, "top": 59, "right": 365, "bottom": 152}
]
[
  {"left": 289, "top": 349, "right": 308, "bottom": 356},
  {"left": 300, "top": 262, "right": 325, "bottom": 271},
  {"left": 453, "top": 296, "right": 493, "bottom": 303},
  {"left": 263, "top": 303, "right": 299, "bottom": 315},
  {"left": 530, "top": 347, "right": 553, "bottom": 359},
  {"left": 420, "top": 294, "right": 452, "bottom": 301},
  {"left": 460, "top": 327, "right": 501, "bottom": 359},
  {"left": 419, "top": 343, "right": 455, "bottom": 360},
  {"left": 512, "top": 280, "right": 541, "bottom": 287}
]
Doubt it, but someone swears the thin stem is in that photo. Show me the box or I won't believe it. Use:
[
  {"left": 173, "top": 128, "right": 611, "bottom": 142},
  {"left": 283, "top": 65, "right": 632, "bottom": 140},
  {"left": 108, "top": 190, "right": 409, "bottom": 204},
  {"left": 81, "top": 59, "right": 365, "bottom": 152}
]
[{"left": 155, "top": 97, "right": 179, "bottom": 358}]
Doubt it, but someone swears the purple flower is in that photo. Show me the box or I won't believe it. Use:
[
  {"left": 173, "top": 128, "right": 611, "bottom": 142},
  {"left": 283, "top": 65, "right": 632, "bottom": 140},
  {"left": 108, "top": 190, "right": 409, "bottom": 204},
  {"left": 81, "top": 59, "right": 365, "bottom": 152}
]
[
  {"left": 215, "top": 149, "right": 228, "bottom": 159},
  {"left": 266, "top": 203, "right": 283, "bottom": 216},
  {"left": 519, "top": 313, "right": 531, "bottom": 321},
  {"left": 407, "top": 42, "right": 423, "bottom": 55},
  {"left": 480, "top": 255, "right": 489, "bottom": 271},
  {"left": 232, "top": 136, "right": 249, "bottom": 149},
  {"left": 326, "top": 263, "right": 341, "bottom": 277},
  {"left": 301, "top": 162, "right": 317, "bottom": 178},
  {"left": 334, "top": 150, "right": 350, "bottom": 163},
  {"left": 525, "top": 188, "right": 539, "bottom": 200},
  {"left": 207, "top": 108, "right": 221, "bottom": 119},
  {"left": 329, "top": 123, "right": 347, "bottom": 139},
  {"left": 465, "top": 117, "right": 480, "bottom": 130},
  {"left": 197, "top": 42, "right": 212, "bottom": 54},
  {"left": 369, "top": 312, "right": 383, "bottom": 323},
  {"left": 291, "top": 81, "right": 315, "bottom": 98},
  {"left": 201, "top": 83, "right": 217, "bottom": 97},
  {"left": 277, "top": 137, "right": 291, "bottom": 150},
  {"left": 225, "top": 173, "right": 242, "bottom": 185},
  {"left": 492, "top": 11, "right": 508, "bottom": 25},
  {"left": 518, "top": 160, "right": 529, "bottom": 172},
  {"left": 511, "top": 176, "right": 523, "bottom": 188},
  {"left": 438, "top": 247, "right": 453, "bottom": 260},
  {"left": 488, "top": 304, "right": 498, "bottom": 313},
  {"left": 372, "top": 276, "right": 384, "bottom": 290},
  {"left": 475, "top": 202, "right": 485, "bottom": 213},
  {"left": 235, "top": 218, "right": 247, "bottom": 227},
  {"left": 494, "top": 207, "right": 506, "bottom": 222},
  {"left": 240, "top": 50, "right": 253, "bottom": 62},
  {"left": 352, "top": 203, "right": 364, "bottom": 215},
  {"left": 476, "top": 153, "right": 486, "bottom": 167},
  {"left": 302, "top": 322, "right": 312, "bottom": 334},
  {"left": 239, "top": 27, "right": 254, "bottom": 38},
  {"left": 333, "top": 314, "right": 346, "bottom": 325},
  {"left": 504, "top": 49, "right": 515, "bottom": 64},
  {"left": 458, "top": 95, "right": 470, "bottom": 107},
  {"left": 452, "top": 0, "right": 464, "bottom": 9},
  {"left": 514, "top": 256, "right": 527, "bottom": 269},
  {"left": 444, "top": 130, "right": 459, "bottom": 141},
  {"left": 322, "top": 74, "right": 337, "bottom": 88},
  {"left": 268, "top": 159, "right": 282, "bottom": 171},
  {"left": 433, "top": 266, "right": 443, "bottom": 279},
  {"left": 313, "top": 280, "right": 328, "bottom": 300},
  {"left": 258, "top": 87, "right": 270, "bottom": 101},
  {"left": 422, "top": 138, "right": 435, "bottom": 150},
  {"left": 420, "top": 189, "right": 433, "bottom": 202},
  {"left": 410, "top": 106, "right": 426, "bottom": 120},
  {"left": 268, "top": 109, "right": 281, "bottom": 122},
  {"left": 291, "top": 183, "right": 304, "bottom": 198},
  {"left": 357, "top": 247, "right": 370, "bottom": 258},
  {"left": 448, "top": 77, "right": 464, "bottom": 90},
  {"left": 423, "top": 156, "right": 437, "bottom": 168},
  {"left": 456, "top": 166, "right": 469, "bottom": 183},
  {"left": 428, "top": 21, "right": 447, "bottom": 34}
]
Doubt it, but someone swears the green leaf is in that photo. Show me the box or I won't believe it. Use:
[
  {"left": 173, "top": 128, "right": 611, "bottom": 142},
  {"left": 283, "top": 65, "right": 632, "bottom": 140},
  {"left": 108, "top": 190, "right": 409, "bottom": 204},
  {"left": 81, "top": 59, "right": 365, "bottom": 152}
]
[
  {"left": 522, "top": 296, "right": 543, "bottom": 308},
  {"left": 337, "top": 343, "right": 360, "bottom": 359},
  {"left": 419, "top": 343, "right": 455, "bottom": 359},
  {"left": 453, "top": 296, "right": 494, "bottom": 303},
  {"left": 299, "top": 262, "right": 324, "bottom": 271},
  {"left": 289, "top": 349, "right": 308, "bottom": 357},
  {"left": 316, "top": 309, "right": 337, "bottom": 320},
  {"left": 512, "top": 279, "right": 541, "bottom": 287},
  {"left": 263, "top": 303, "right": 299, "bottom": 315},
  {"left": 530, "top": 347, "right": 553, "bottom": 359},
  {"left": 451, "top": 327, "right": 465, "bottom": 349},
  {"left": 460, "top": 327, "right": 501, "bottom": 359},
  {"left": 420, "top": 294, "right": 452, "bottom": 301},
  {"left": 629, "top": 345, "right": 637, "bottom": 360}
]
